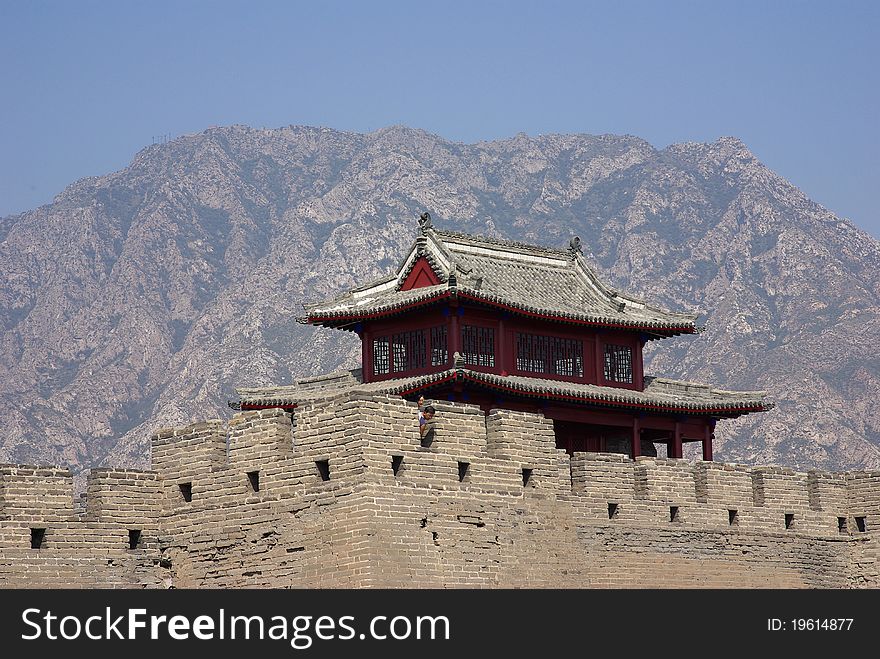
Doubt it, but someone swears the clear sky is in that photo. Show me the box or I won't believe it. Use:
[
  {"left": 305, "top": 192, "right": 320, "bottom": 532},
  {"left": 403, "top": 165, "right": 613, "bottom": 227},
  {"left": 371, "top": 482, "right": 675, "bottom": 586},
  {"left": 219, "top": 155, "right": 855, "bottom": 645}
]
[{"left": 1, "top": 0, "right": 878, "bottom": 236}]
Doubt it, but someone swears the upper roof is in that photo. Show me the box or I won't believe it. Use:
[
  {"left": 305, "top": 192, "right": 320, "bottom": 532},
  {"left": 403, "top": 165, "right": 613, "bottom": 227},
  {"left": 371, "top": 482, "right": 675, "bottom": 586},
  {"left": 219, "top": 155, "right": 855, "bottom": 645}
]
[
  {"left": 233, "top": 368, "right": 770, "bottom": 418},
  {"left": 302, "top": 213, "right": 699, "bottom": 337}
]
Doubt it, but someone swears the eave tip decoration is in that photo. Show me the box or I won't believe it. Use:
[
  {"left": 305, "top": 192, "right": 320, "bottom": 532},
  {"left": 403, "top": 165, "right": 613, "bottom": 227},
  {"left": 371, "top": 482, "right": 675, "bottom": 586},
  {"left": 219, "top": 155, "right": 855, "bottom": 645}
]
[
  {"left": 418, "top": 211, "right": 433, "bottom": 233},
  {"left": 568, "top": 236, "right": 582, "bottom": 258}
]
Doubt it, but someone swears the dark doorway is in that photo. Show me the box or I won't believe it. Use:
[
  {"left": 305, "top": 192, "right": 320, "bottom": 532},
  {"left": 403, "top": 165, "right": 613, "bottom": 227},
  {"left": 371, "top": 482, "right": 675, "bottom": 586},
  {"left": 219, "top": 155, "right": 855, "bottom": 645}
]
[{"left": 552, "top": 420, "right": 632, "bottom": 455}]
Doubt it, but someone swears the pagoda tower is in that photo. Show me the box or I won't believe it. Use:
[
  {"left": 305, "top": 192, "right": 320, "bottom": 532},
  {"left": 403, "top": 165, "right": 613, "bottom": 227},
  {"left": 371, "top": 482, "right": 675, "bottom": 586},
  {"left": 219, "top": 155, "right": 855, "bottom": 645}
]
[{"left": 236, "top": 213, "right": 771, "bottom": 460}]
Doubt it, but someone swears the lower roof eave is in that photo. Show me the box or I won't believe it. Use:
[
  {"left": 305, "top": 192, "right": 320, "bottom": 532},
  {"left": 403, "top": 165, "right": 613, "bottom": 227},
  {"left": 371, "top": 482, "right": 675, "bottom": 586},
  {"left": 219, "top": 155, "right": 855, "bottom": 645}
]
[
  {"left": 433, "top": 372, "right": 769, "bottom": 418},
  {"left": 235, "top": 369, "right": 770, "bottom": 419}
]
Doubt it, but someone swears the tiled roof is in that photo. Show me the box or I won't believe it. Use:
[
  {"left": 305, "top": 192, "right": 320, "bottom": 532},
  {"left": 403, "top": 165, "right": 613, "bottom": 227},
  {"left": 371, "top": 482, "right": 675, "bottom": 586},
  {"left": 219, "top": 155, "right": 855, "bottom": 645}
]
[
  {"left": 303, "top": 223, "right": 698, "bottom": 335},
  {"left": 301, "top": 284, "right": 452, "bottom": 321},
  {"left": 234, "top": 369, "right": 770, "bottom": 417}
]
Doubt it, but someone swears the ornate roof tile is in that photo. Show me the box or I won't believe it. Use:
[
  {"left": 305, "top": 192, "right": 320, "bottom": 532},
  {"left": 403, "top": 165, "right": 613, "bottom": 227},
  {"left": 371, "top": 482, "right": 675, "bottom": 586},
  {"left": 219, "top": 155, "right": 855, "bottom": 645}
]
[
  {"left": 303, "top": 218, "right": 699, "bottom": 335},
  {"left": 233, "top": 369, "right": 770, "bottom": 417}
]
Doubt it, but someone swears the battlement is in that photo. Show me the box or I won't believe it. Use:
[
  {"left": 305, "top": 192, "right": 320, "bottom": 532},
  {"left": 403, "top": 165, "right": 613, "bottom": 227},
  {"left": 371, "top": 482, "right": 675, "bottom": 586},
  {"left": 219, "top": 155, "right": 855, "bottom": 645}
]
[
  {"left": 1, "top": 393, "right": 878, "bottom": 588},
  {"left": 0, "top": 465, "right": 164, "bottom": 588},
  {"left": 569, "top": 454, "right": 876, "bottom": 536}
]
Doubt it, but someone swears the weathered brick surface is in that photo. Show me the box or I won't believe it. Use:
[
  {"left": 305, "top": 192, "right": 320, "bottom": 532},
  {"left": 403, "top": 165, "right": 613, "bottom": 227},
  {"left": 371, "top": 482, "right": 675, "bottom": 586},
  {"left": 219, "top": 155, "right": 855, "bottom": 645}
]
[
  {"left": 0, "top": 394, "right": 877, "bottom": 588},
  {"left": 0, "top": 465, "right": 165, "bottom": 587}
]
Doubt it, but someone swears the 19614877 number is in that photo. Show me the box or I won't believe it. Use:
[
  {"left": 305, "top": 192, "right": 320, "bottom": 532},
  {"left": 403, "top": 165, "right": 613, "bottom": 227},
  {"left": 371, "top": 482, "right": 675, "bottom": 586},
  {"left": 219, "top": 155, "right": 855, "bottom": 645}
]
[{"left": 790, "top": 619, "right": 853, "bottom": 631}]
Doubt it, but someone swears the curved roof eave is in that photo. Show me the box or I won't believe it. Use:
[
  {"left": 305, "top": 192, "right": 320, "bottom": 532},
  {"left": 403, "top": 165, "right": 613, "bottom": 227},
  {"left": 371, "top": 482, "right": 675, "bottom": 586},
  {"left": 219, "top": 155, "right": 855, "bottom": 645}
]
[{"left": 237, "top": 368, "right": 771, "bottom": 417}]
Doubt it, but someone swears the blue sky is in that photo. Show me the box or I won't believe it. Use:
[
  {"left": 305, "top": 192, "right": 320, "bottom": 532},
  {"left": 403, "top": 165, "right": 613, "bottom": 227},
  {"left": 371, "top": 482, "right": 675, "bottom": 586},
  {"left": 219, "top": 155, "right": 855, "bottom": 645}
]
[{"left": 1, "top": 1, "right": 878, "bottom": 236}]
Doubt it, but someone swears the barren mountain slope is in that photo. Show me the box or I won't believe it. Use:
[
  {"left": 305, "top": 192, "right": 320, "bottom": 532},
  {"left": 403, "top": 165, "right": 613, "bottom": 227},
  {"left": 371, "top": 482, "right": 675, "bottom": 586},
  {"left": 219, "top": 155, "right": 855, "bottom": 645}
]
[{"left": 1, "top": 125, "right": 877, "bottom": 472}]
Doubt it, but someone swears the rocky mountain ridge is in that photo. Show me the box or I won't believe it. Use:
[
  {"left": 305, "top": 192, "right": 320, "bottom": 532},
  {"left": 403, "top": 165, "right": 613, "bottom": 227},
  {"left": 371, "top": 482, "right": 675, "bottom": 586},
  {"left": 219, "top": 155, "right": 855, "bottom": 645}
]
[{"left": 1, "top": 125, "right": 878, "bottom": 472}]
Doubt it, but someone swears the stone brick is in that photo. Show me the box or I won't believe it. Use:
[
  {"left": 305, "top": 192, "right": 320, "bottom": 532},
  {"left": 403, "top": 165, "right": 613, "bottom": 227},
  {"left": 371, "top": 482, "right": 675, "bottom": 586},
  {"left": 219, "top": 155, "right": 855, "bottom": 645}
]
[{"left": 1, "top": 393, "right": 877, "bottom": 589}]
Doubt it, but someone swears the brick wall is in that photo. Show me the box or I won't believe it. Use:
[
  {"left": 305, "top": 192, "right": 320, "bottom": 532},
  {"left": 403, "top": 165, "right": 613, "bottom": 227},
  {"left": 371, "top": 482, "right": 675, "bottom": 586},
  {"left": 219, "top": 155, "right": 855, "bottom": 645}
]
[
  {"left": 0, "top": 394, "right": 877, "bottom": 588},
  {"left": 0, "top": 465, "right": 164, "bottom": 588}
]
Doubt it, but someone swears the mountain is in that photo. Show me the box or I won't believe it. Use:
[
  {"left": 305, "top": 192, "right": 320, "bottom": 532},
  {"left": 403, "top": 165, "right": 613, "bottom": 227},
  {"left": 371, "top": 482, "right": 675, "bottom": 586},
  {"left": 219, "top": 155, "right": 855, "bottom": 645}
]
[{"left": 1, "top": 125, "right": 879, "bottom": 472}]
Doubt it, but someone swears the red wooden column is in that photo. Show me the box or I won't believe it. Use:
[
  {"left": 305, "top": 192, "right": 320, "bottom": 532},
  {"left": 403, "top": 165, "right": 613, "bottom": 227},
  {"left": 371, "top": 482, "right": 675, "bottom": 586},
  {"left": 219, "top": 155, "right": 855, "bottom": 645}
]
[
  {"left": 703, "top": 424, "right": 713, "bottom": 461},
  {"left": 498, "top": 317, "right": 507, "bottom": 375},
  {"left": 672, "top": 421, "right": 683, "bottom": 459},
  {"left": 449, "top": 306, "right": 461, "bottom": 358},
  {"left": 634, "top": 337, "right": 645, "bottom": 389},
  {"left": 362, "top": 328, "right": 373, "bottom": 382},
  {"left": 631, "top": 417, "right": 641, "bottom": 458},
  {"left": 594, "top": 338, "right": 603, "bottom": 383}
]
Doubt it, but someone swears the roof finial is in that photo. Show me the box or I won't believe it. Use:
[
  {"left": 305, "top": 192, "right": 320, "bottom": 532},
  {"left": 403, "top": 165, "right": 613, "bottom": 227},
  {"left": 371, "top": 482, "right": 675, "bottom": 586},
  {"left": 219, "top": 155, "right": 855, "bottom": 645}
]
[
  {"left": 453, "top": 351, "right": 465, "bottom": 368},
  {"left": 418, "top": 211, "right": 433, "bottom": 232},
  {"left": 568, "top": 236, "right": 582, "bottom": 258}
]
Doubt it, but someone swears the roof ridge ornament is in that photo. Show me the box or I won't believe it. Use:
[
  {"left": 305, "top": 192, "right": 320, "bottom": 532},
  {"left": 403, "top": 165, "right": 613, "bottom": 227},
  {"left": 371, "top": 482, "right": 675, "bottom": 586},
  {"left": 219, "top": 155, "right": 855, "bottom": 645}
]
[
  {"left": 418, "top": 211, "right": 433, "bottom": 233},
  {"left": 568, "top": 236, "right": 582, "bottom": 259}
]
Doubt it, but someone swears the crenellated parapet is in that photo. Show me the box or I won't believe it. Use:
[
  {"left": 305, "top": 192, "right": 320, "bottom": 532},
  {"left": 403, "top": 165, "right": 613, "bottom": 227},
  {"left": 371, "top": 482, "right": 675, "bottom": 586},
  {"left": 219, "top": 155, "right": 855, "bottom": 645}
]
[
  {"left": 845, "top": 471, "right": 880, "bottom": 533},
  {"left": 0, "top": 465, "right": 164, "bottom": 588},
  {"left": 568, "top": 455, "right": 862, "bottom": 537},
  {"left": 0, "top": 465, "right": 75, "bottom": 526},
  {"left": 1, "top": 393, "right": 878, "bottom": 588}
]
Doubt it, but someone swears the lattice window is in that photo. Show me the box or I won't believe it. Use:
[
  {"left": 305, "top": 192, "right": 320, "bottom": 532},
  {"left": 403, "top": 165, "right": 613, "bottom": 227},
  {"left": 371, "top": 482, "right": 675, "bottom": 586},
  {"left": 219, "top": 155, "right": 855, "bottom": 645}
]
[
  {"left": 516, "top": 333, "right": 548, "bottom": 373},
  {"left": 392, "top": 330, "right": 426, "bottom": 372},
  {"left": 430, "top": 325, "right": 448, "bottom": 366},
  {"left": 461, "top": 325, "right": 495, "bottom": 367},
  {"left": 375, "top": 327, "right": 448, "bottom": 376},
  {"left": 373, "top": 337, "right": 390, "bottom": 375},
  {"left": 603, "top": 344, "right": 633, "bottom": 383},
  {"left": 516, "top": 333, "right": 583, "bottom": 377}
]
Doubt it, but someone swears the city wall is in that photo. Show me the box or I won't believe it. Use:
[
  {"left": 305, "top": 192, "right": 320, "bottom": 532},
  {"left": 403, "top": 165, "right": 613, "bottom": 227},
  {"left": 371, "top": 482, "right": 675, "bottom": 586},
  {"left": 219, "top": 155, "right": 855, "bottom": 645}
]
[{"left": 1, "top": 393, "right": 877, "bottom": 588}]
